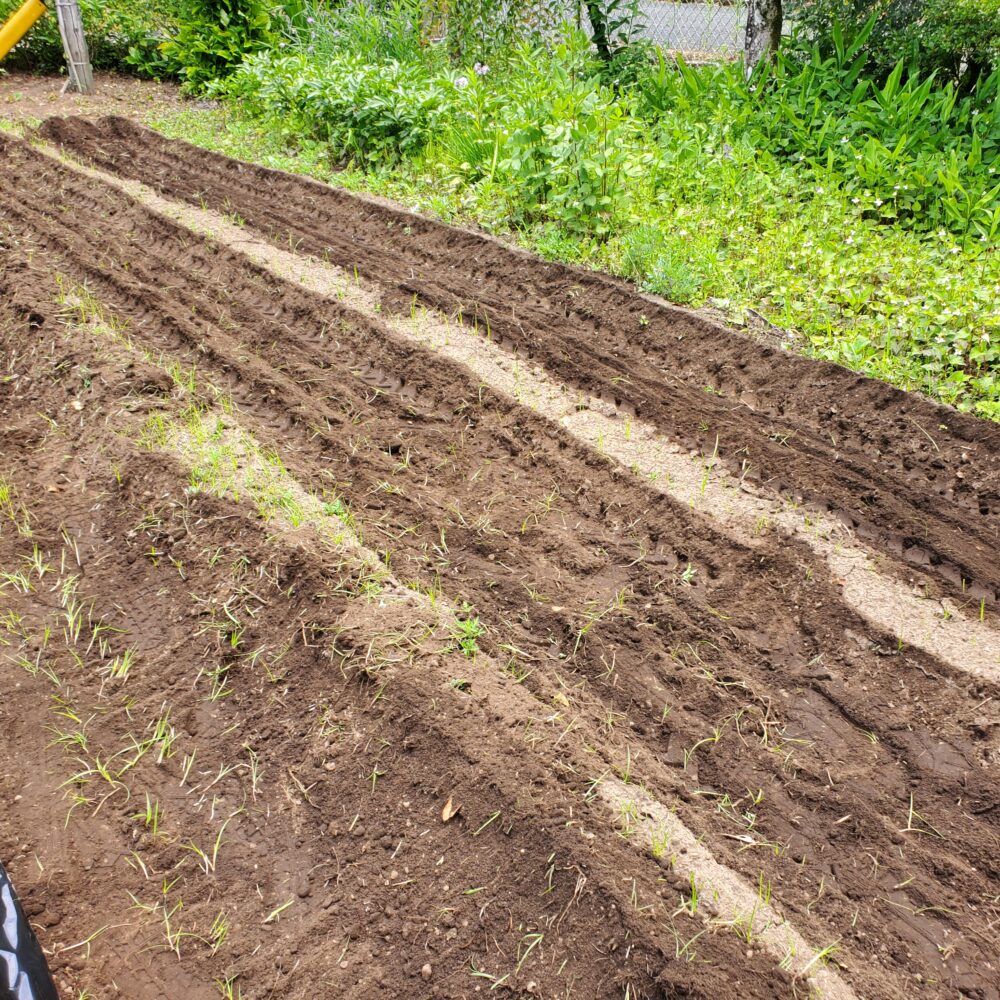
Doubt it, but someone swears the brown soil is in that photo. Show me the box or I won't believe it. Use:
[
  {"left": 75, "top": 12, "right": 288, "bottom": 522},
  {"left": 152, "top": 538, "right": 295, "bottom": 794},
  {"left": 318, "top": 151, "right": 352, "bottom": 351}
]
[
  {"left": 1, "top": 122, "right": 999, "bottom": 1000},
  {"left": 0, "top": 73, "right": 188, "bottom": 122},
  {"left": 36, "top": 115, "right": 1000, "bottom": 609}
]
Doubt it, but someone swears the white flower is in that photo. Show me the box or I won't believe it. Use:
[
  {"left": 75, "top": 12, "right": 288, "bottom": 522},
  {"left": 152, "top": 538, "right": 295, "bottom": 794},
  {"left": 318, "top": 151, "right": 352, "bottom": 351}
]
[
  {"left": 851, "top": 197, "right": 860, "bottom": 204},
  {"left": 474, "top": 62, "right": 489, "bottom": 76},
  {"left": 816, "top": 186, "right": 825, "bottom": 194},
  {"left": 840, "top": 136, "right": 849, "bottom": 144},
  {"left": 874, "top": 198, "right": 883, "bottom": 207},
  {"left": 455, "top": 76, "right": 469, "bottom": 89}
]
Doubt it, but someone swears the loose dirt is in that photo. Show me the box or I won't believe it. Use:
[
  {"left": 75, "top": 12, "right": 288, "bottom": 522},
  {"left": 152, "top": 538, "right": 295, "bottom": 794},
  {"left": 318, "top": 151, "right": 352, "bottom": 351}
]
[
  {"left": 1, "top": 119, "right": 998, "bottom": 1000},
  {"left": 46, "top": 146, "right": 995, "bottom": 685},
  {"left": 0, "top": 72, "right": 187, "bottom": 123}
]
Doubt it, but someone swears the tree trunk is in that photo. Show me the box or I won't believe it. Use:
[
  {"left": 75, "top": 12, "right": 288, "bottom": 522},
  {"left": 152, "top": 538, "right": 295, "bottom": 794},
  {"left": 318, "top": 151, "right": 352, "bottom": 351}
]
[
  {"left": 961, "top": 57, "right": 986, "bottom": 94},
  {"left": 744, "top": 0, "right": 782, "bottom": 79},
  {"left": 585, "top": 0, "right": 613, "bottom": 62}
]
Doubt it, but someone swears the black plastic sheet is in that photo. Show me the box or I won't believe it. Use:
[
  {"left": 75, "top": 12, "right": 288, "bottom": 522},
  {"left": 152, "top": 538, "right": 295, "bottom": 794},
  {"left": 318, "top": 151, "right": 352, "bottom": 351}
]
[{"left": 0, "top": 863, "right": 58, "bottom": 1000}]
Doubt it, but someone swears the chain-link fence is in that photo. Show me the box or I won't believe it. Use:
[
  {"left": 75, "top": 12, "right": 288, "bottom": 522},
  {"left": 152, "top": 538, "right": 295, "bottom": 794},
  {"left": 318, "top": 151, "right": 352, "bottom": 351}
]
[
  {"left": 636, "top": 0, "right": 745, "bottom": 59},
  {"left": 563, "top": 0, "right": 747, "bottom": 61},
  {"left": 339, "top": 1, "right": 748, "bottom": 63}
]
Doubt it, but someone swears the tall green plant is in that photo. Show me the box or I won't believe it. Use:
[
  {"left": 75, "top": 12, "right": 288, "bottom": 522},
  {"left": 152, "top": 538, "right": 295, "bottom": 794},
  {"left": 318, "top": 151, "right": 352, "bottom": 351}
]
[
  {"left": 296, "top": 0, "right": 430, "bottom": 65},
  {"left": 583, "top": 0, "right": 645, "bottom": 61},
  {"left": 496, "top": 54, "right": 653, "bottom": 234},
  {"left": 443, "top": 0, "right": 574, "bottom": 59},
  {"left": 162, "top": 0, "right": 274, "bottom": 91},
  {"left": 915, "top": 0, "right": 1000, "bottom": 88}
]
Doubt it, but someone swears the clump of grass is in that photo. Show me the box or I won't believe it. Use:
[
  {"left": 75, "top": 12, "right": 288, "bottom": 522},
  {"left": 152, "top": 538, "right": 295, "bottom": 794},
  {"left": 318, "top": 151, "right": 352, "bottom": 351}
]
[
  {"left": 0, "top": 474, "right": 32, "bottom": 537},
  {"left": 449, "top": 603, "right": 484, "bottom": 657}
]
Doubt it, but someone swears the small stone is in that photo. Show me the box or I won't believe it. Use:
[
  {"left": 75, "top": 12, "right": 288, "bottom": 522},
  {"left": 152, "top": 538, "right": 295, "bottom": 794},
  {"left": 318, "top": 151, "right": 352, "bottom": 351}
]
[{"left": 421, "top": 963, "right": 433, "bottom": 981}]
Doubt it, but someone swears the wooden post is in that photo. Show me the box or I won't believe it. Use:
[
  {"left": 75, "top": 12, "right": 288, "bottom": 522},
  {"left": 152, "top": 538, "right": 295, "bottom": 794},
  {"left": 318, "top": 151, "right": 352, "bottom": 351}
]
[{"left": 54, "top": 0, "right": 93, "bottom": 94}]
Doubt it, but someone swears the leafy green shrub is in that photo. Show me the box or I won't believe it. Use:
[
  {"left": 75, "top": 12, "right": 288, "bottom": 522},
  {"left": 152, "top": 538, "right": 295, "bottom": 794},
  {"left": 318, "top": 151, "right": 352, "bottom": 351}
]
[
  {"left": 226, "top": 26, "right": 659, "bottom": 235},
  {"left": 583, "top": 0, "right": 646, "bottom": 61},
  {"left": 223, "top": 49, "right": 454, "bottom": 162},
  {"left": 633, "top": 29, "right": 1000, "bottom": 241},
  {"left": 914, "top": 0, "right": 1000, "bottom": 85},
  {"left": 162, "top": 0, "right": 274, "bottom": 91},
  {"left": 0, "top": 0, "right": 178, "bottom": 76},
  {"left": 787, "top": 0, "right": 1000, "bottom": 84},
  {"left": 602, "top": 38, "right": 658, "bottom": 89},
  {"left": 494, "top": 60, "right": 655, "bottom": 234}
]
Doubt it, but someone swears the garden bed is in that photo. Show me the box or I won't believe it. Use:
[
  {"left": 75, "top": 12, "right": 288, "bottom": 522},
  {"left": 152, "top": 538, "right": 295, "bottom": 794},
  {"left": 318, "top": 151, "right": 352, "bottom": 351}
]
[{"left": 1, "top": 119, "right": 998, "bottom": 999}]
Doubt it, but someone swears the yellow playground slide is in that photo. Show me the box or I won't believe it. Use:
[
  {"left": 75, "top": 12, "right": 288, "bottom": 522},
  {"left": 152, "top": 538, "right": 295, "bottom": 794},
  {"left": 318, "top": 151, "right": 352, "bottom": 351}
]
[{"left": 0, "top": 0, "right": 48, "bottom": 61}]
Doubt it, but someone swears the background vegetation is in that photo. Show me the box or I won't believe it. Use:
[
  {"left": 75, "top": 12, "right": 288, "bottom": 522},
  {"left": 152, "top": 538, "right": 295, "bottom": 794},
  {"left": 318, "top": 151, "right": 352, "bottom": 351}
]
[
  {"left": 788, "top": 0, "right": 1000, "bottom": 87},
  {"left": 0, "top": 0, "right": 178, "bottom": 75}
]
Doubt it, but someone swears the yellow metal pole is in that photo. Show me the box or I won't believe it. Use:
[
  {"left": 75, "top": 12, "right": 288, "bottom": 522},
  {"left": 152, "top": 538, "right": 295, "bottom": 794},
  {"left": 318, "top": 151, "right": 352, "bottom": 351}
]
[{"left": 0, "top": 0, "right": 47, "bottom": 61}]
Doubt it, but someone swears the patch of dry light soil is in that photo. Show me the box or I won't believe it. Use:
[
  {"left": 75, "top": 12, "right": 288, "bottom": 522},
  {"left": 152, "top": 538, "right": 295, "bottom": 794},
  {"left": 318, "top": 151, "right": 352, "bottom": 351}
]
[
  {"left": 0, "top": 72, "right": 187, "bottom": 122},
  {"left": 1, "top": 119, "right": 999, "bottom": 1000}
]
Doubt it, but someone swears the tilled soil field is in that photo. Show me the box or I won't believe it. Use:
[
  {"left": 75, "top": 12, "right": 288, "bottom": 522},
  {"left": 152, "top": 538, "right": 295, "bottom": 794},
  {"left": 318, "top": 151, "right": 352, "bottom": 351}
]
[{"left": 0, "top": 117, "right": 998, "bottom": 1000}]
